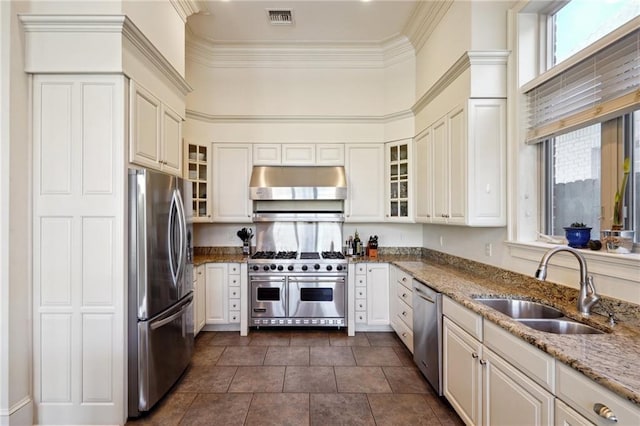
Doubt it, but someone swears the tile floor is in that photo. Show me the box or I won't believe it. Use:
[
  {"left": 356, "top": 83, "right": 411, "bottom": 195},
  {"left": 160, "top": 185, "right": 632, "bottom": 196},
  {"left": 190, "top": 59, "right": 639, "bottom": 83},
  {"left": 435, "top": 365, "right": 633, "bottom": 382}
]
[{"left": 127, "top": 330, "right": 463, "bottom": 425}]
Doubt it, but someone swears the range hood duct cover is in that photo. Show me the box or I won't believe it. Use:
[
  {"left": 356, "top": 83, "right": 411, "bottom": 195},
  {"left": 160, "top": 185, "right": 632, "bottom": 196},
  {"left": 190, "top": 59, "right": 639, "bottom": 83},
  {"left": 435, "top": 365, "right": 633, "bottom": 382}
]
[{"left": 250, "top": 166, "right": 347, "bottom": 200}]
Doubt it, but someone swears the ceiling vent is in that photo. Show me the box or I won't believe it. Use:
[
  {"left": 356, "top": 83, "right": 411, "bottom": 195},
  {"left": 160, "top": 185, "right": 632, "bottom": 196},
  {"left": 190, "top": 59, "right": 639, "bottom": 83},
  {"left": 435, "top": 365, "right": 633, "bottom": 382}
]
[{"left": 266, "top": 9, "right": 294, "bottom": 25}]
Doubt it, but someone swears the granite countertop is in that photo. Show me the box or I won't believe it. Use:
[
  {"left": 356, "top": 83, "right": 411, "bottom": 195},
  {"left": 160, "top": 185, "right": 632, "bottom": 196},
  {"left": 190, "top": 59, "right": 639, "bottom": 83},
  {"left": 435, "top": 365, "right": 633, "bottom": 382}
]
[
  {"left": 393, "top": 260, "right": 640, "bottom": 407},
  {"left": 193, "top": 250, "right": 640, "bottom": 406}
]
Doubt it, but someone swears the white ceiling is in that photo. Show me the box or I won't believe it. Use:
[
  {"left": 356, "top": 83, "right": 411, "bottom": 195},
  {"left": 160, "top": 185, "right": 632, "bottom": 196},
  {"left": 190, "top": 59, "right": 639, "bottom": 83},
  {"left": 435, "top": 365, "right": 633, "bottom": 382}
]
[{"left": 187, "top": 1, "right": 420, "bottom": 45}]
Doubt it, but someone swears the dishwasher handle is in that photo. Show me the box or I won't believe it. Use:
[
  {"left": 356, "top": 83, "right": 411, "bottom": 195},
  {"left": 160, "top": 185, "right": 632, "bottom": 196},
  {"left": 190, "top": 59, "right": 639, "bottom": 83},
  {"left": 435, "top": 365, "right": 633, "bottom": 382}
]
[{"left": 414, "top": 286, "right": 436, "bottom": 304}]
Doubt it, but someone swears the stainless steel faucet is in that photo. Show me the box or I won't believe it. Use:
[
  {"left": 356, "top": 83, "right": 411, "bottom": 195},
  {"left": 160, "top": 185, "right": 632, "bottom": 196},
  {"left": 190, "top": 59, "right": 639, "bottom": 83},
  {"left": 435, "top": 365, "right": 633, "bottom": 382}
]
[{"left": 535, "top": 246, "right": 600, "bottom": 315}]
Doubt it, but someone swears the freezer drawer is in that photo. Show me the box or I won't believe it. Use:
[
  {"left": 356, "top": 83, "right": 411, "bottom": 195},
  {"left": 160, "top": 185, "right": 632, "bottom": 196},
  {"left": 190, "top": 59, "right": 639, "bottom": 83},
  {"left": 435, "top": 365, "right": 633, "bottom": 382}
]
[{"left": 131, "top": 293, "right": 194, "bottom": 415}]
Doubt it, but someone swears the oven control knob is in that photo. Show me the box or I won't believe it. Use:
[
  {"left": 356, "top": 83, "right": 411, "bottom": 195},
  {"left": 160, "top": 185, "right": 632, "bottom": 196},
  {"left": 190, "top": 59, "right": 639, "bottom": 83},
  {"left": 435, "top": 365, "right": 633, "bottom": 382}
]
[
  {"left": 252, "top": 265, "right": 259, "bottom": 271},
  {"left": 314, "top": 264, "right": 320, "bottom": 270},
  {"left": 277, "top": 265, "right": 284, "bottom": 271},
  {"left": 270, "top": 264, "right": 276, "bottom": 270},
  {"left": 288, "top": 265, "right": 294, "bottom": 271},
  {"left": 302, "top": 265, "right": 308, "bottom": 271},
  {"left": 326, "top": 265, "right": 333, "bottom": 271},
  {"left": 336, "top": 265, "right": 343, "bottom": 271},
  {"left": 263, "top": 265, "right": 270, "bottom": 271}
]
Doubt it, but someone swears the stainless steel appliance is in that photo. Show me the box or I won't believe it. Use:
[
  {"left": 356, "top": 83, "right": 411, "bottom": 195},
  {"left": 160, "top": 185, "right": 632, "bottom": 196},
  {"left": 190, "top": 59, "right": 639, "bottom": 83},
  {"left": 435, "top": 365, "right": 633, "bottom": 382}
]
[
  {"left": 248, "top": 165, "right": 348, "bottom": 327},
  {"left": 127, "top": 169, "right": 194, "bottom": 417},
  {"left": 413, "top": 279, "right": 443, "bottom": 395},
  {"left": 249, "top": 250, "right": 347, "bottom": 327}
]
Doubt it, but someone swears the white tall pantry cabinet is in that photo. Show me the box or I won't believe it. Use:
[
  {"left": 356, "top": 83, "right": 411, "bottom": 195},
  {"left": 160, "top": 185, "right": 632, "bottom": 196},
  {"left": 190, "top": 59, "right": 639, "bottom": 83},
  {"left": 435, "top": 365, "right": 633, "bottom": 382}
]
[{"left": 22, "top": 14, "right": 192, "bottom": 425}]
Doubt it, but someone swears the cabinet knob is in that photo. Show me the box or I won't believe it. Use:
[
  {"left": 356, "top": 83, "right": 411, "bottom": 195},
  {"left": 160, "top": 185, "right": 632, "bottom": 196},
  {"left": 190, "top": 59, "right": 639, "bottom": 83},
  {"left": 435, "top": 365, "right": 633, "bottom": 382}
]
[
  {"left": 471, "top": 353, "right": 479, "bottom": 359},
  {"left": 593, "top": 403, "right": 618, "bottom": 422},
  {"left": 479, "top": 359, "right": 487, "bottom": 366},
  {"left": 402, "top": 293, "right": 407, "bottom": 298},
  {"left": 402, "top": 277, "right": 407, "bottom": 282},
  {"left": 401, "top": 332, "right": 407, "bottom": 337},
  {"left": 402, "top": 311, "right": 407, "bottom": 316}
]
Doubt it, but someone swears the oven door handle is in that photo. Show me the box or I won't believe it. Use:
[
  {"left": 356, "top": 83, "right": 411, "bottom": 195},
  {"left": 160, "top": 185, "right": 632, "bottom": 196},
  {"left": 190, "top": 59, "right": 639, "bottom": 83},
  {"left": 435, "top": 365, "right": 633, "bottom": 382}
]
[{"left": 253, "top": 308, "right": 267, "bottom": 313}]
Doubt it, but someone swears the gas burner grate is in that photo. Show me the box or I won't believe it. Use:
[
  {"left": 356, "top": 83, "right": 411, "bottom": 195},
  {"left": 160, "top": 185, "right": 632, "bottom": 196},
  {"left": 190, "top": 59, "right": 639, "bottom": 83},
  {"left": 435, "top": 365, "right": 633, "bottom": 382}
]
[
  {"left": 275, "top": 251, "right": 298, "bottom": 259},
  {"left": 322, "top": 251, "right": 345, "bottom": 260},
  {"left": 251, "top": 251, "right": 276, "bottom": 259},
  {"left": 300, "top": 252, "right": 321, "bottom": 260}
]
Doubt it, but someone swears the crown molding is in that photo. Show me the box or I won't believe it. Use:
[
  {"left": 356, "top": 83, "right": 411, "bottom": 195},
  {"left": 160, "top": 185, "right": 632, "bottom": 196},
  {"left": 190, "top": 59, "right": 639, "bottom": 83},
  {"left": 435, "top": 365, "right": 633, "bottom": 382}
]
[
  {"left": 186, "top": 34, "right": 414, "bottom": 69},
  {"left": 412, "top": 50, "right": 509, "bottom": 114},
  {"left": 186, "top": 109, "right": 414, "bottom": 124},
  {"left": 19, "top": 14, "right": 192, "bottom": 95},
  {"left": 402, "top": 0, "right": 454, "bottom": 52},
  {"left": 169, "top": 0, "right": 208, "bottom": 23}
]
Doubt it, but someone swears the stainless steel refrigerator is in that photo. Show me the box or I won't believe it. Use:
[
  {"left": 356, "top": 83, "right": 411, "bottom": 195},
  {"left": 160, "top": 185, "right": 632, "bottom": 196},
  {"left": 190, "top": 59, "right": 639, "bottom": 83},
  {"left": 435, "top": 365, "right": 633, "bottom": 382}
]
[{"left": 127, "top": 168, "right": 194, "bottom": 417}]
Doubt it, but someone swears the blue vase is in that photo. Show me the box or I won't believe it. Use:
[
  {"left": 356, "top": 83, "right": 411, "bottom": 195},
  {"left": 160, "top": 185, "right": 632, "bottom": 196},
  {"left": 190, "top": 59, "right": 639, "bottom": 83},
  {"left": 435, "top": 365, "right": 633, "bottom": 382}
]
[{"left": 563, "top": 227, "right": 591, "bottom": 248}]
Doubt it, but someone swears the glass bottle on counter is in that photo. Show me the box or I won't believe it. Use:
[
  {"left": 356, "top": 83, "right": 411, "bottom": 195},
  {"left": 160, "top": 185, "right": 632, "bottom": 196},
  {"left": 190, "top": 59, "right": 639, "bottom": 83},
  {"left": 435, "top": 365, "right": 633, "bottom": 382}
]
[{"left": 353, "top": 230, "right": 362, "bottom": 257}]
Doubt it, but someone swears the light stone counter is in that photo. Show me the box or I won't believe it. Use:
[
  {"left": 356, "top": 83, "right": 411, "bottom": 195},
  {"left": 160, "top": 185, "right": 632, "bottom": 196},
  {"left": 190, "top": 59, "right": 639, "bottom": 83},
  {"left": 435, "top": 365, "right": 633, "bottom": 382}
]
[{"left": 394, "top": 260, "right": 640, "bottom": 407}]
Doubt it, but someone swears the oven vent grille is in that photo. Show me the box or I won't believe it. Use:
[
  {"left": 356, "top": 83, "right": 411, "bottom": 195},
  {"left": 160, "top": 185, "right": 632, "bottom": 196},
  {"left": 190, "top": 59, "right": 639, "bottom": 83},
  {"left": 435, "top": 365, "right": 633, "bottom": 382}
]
[{"left": 267, "top": 9, "right": 294, "bottom": 25}]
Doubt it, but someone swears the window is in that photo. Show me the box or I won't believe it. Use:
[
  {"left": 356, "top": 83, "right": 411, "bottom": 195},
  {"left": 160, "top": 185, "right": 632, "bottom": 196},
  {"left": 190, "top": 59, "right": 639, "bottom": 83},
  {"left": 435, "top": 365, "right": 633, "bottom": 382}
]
[
  {"left": 528, "top": 2, "right": 640, "bottom": 244},
  {"left": 551, "top": 0, "right": 640, "bottom": 66}
]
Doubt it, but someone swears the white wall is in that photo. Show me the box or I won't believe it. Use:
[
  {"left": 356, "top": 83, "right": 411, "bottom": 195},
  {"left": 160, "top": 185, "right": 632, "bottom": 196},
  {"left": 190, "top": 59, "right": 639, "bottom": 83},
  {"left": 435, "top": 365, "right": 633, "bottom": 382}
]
[{"left": 1, "top": 1, "right": 33, "bottom": 425}]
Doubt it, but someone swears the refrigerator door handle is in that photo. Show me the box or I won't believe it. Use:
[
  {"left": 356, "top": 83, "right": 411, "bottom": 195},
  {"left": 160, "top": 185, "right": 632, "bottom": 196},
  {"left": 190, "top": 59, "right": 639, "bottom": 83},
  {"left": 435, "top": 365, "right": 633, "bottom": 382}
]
[
  {"left": 168, "top": 190, "right": 185, "bottom": 287},
  {"left": 149, "top": 293, "right": 193, "bottom": 331},
  {"left": 174, "top": 187, "right": 187, "bottom": 286}
]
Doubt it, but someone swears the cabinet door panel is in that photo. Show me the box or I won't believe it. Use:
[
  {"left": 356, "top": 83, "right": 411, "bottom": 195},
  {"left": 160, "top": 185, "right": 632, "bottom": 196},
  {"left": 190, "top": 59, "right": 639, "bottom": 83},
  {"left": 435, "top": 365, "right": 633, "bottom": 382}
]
[
  {"left": 415, "top": 130, "right": 432, "bottom": 222},
  {"left": 345, "top": 145, "right": 384, "bottom": 221},
  {"left": 431, "top": 119, "right": 448, "bottom": 223},
  {"left": 366, "top": 263, "right": 389, "bottom": 325},
  {"left": 212, "top": 144, "right": 252, "bottom": 221},
  {"left": 448, "top": 106, "right": 466, "bottom": 223},
  {"left": 253, "top": 144, "right": 281, "bottom": 165},
  {"left": 443, "top": 317, "right": 482, "bottom": 426},
  {"left": 316, "top": 144, "right": 344, "bottom": 165},
  {"left": 484, "top": 348, "right": 554, "bottom": 426},
  {"left": 205, "top": 264, "right": 228, "bottom": 324},
  {"left": 161, "top": 105, "right": 182, "bottom": 176},
  {"left": 282, "top": 144, "right": 315, "bottom": 165},
  {"left": 130, "top": 82, "right": 161, "bottom": 169}
]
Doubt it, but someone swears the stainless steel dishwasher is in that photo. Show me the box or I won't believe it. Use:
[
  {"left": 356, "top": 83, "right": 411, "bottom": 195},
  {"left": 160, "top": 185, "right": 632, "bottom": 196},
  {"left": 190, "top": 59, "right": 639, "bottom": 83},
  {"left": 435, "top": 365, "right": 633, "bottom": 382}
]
[{"left": 412, "top": 279, "right": 443, "bottom": 395}]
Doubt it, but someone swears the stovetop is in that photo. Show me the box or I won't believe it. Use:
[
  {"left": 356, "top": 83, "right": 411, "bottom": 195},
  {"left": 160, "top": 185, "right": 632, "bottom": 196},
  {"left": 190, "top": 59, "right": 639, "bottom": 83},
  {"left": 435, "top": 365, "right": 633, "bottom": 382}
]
[
  {"left": 250, "top": 251, "right": 345, "bottom": 261},
  {"left": 248, "top": 250, "right": 347, "bottom": 274}
]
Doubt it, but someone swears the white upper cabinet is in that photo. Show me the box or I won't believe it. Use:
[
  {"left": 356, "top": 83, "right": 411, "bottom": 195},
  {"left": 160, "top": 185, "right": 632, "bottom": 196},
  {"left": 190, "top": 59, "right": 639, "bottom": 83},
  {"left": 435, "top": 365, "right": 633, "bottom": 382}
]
[
  {"left": 345, "top": 144, "right": 385, "bottom": 222},
  {"left": 185, "top": 141, "right": 211, "bottom": 222},
  {"left": 129, "top": 80, "right": 183, "bottom": 177},
  {"left": 385, "top": 139, "right": 413, "bottom": 221},
  {"left": 212, "top": 143, "right": 253, "bottom": 222},
  {"left": 253, "top": 143, "right": 344, "bottom": 166},
  {"left": 415, "top": 128, "right": 433, "bottom": 222},
  {"left": 422, "top": 99, "right": 506, "bottom": 227}
]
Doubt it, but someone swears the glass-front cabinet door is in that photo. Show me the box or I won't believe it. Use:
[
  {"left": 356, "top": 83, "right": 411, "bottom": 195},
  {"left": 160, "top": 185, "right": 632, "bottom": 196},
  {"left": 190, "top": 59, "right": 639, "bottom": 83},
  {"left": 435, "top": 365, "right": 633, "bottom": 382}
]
[
  {"left": 185, "top": 141, "right": 211, "bottom": 222},
  {"left": 386, "top": 139, "right": 412, "bottom": 221}
]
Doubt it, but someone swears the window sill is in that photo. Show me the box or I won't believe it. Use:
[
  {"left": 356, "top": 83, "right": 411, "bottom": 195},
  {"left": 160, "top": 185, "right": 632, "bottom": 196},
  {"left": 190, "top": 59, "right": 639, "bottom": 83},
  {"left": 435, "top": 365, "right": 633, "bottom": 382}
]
[{"left": 506, "top": 241, "right": 639, "bottom": 283}]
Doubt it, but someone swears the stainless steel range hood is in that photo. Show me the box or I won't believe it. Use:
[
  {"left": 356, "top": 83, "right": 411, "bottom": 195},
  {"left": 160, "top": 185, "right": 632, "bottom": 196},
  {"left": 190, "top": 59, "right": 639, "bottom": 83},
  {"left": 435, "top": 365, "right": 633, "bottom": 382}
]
[{"left": 249, "top": 166, "right": 347, "bottom": 200}]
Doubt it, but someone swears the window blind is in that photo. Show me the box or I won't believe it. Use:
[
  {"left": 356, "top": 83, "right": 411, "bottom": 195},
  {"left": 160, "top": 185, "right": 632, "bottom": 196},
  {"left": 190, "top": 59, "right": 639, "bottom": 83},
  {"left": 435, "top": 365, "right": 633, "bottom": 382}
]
[{"left": 524, "top": 28, "right": 640, "bottom": 143}]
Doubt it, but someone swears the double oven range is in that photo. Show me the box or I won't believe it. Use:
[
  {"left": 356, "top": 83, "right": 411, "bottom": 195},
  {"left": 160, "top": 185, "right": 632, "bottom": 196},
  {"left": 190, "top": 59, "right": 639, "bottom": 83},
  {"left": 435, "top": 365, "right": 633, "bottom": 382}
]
[
  {"left": 249, "top": 250, "right": 347, "bottom": 327},
  {"left": 248, "top": 165, "right": 349, "bottom": 328}
]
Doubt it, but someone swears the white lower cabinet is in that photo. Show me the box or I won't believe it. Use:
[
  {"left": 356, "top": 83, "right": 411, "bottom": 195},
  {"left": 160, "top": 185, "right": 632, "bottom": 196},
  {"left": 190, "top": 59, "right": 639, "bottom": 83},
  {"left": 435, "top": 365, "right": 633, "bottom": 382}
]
[
  {"left": 443, "top": 297, "right": 554, "bottom": 426},
  {"left": 204, "top": 262, "right": 243, "bottom": 327},
  {"left": 556, "top": 361, "right": 640, "bottom": 425},
  {"left": 390, "top": 266, "right": 414, "bottom": 352},
  {"left": 555, "top": 400, "right": 592, "bottom": 426},
  {"left": 352, "top": 263, "right": 390, "bottom": 331},
  {"left": 194, "top": 264, "right": 206, "bottom": 335},
  {"left": 205, "top": 263, "right": 228, "bottom": 324}
]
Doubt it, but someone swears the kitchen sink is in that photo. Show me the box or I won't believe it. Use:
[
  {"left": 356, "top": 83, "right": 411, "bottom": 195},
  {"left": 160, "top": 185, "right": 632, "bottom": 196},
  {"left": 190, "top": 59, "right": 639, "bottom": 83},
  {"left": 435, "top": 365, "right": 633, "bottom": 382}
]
[
  {"left": 474, "top": 298, "right": 565, "bottom": 319},
  {"left": 517, "top": 319, "right": 605, "bottom": 335},
  {"left": 473, "top": 297, "right": 607, "bottom": 335}
]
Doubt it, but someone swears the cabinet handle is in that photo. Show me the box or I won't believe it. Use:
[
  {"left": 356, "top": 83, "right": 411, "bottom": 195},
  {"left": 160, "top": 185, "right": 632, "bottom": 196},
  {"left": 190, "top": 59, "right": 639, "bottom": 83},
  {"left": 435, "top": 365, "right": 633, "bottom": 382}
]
[
  {"left": 402, "top": 293, "right": 407, "bottom": 298},
  {"left": 471, "top": 353, "right": 478, "bottom": 359},
  {"left": 402, "top": 311, "right": 407, "bottom": 316},
  {"left": 593, "top": 403, "right": 618, "bottom": 422},
  {"left": 402, "top": 277, "right": 407, "bottom": 282},
  {"left": 479, "top": 359, "right": 487, "bottom": 366},
  {"left": 402, "top": 332, "right": 408, "bottom": 337}
]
